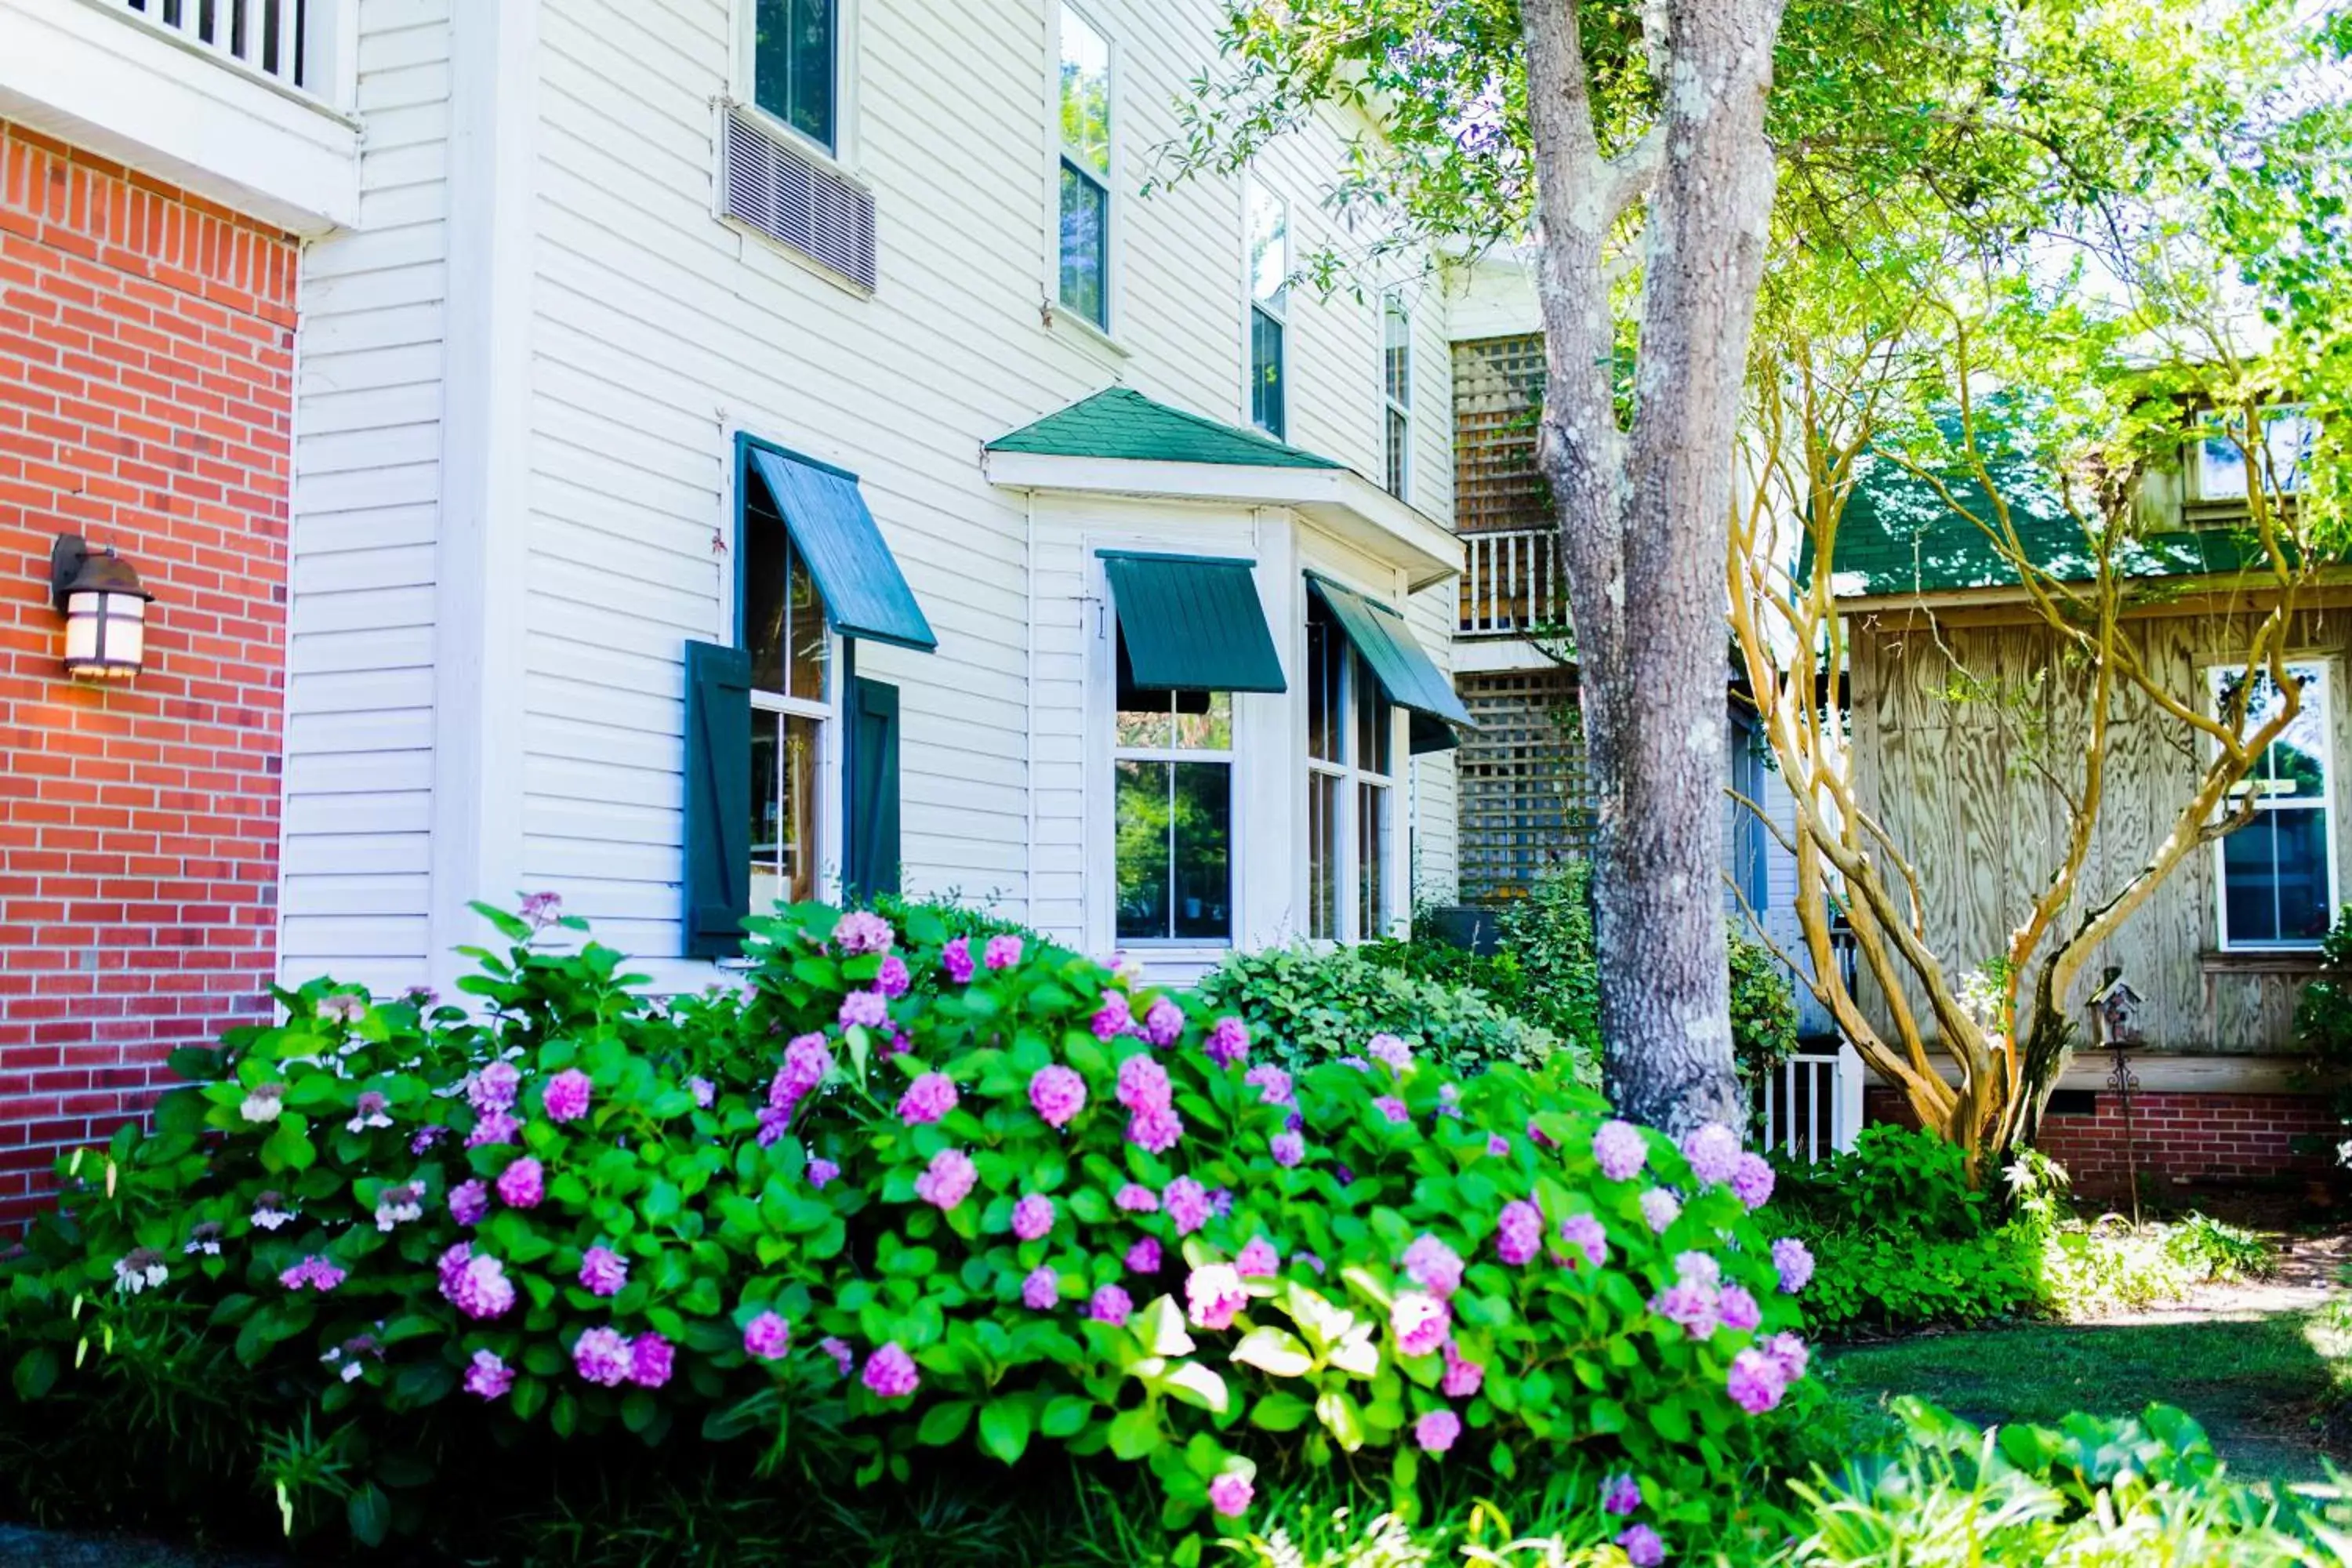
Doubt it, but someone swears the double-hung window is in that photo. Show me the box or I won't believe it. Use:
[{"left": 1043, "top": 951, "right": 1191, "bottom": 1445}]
[
  {"left": 1306, "top": 597, "right": 1396, "bottom": 940},
  {"left": 2194, "top": 405, "right": 2319, "bottom": 506},
  {"left": 1113, "top": 630, "right": 1234, "bottom": 942},
  {"left": 1248, "top": 187, "right": 1288, "bottom": 439},
  {"left": 742, "top": 486, "right": 832, "bottom": 911},
  {"left": 1382, "top": 292, "right": 1412, "bottom": 499},
  {"left": 1056, "top": 6, "right": 1113, "bottom": 331},
  {"left": 751, "top": 0, "right": 838, "bottom": 152},
  {"left": 2212, "top": 660, "right": 2336, "bottom": 948}
]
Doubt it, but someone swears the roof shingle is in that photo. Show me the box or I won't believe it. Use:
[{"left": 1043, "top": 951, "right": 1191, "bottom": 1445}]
[{"left": 986, "top": 386, "right": 1345, "bottom": 470}]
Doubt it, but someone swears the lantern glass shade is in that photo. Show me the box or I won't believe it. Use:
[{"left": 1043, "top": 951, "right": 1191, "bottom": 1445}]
[{"left": 63, "top": 588, "right": 146, "bottom": 679}]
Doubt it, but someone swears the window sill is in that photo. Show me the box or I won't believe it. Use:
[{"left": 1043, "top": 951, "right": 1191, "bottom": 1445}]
[
  {"left": 1044, "top": 301, "right": 1131, "bottom": 363},
  {"left": 2199, "top": 948, "right": 2325, "bottom": 975}
]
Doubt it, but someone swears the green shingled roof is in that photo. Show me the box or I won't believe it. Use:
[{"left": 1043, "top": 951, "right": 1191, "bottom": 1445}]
[{"left": 987, "top": 387, "right": 1345, "bottom": 470}]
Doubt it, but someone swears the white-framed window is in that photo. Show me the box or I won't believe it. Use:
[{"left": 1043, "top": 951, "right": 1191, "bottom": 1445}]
[
  {"left": 2192, "top": 404, "right": 2319, "bottom": 505},
  {"left": 1248, "top": 186, "right": 1288, "bottom": 439},
  {"left": 1381, "top": 291, "right": 1412, "bottom": 500},
  {"left": 2210, "top": 659, "right": 2336, "bottom": 949},
  {"left": 1055, "top": 4, "right": 1114, "bottom": 332},
  {"left": 1112, "top": 626, "right": 1234, "bottom": 944},
  {"left": 744, "top": 0, "right": 848, "bottom": 158},
  {"left": 743, "top": 488, "right": 837, "bottom": 910},
  {"left": 1305, "top": 599, "right": 1397, "bottom": 941}
]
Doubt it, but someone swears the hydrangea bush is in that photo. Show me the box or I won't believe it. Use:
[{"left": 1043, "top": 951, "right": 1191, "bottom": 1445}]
[{"left": 1, "top": 900, "right": 1816, "bottom": 1556}]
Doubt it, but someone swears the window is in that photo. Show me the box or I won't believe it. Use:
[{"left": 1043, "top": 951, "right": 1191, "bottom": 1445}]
[
  {"left": 2193, "top": 405, "right": 2319, "bottom": 504},
  {"left": 1382, "top": 292, "right": 1412, "bottom": 499},
  {"left": 1113, "top": 629, "right": 1233, "bottom": 942},
  {"left": 1249, "top": 187, "right": 1288, "bottom": 438},
  {"left": 2212, "top": 660, "right": 2335, "bottom": 949},
  {"left": 1306, "top": 597, "right": 1396, "bottom": 940},
  {"left": 1057, "top": 6, "right": 1112, "bottom": 330},
  {"left": 752, "top": 0, "right": 838, "bottom": 153},
  {"left": 743, "top": 485, "right": 832, "bottom": 911}
]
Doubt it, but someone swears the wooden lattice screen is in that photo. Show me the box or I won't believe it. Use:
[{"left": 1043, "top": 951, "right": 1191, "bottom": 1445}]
[
  {"left": 1453, "top": 335, "right": 1550, "bottom": 537},
  {"left": 1457, "top": 668, "right": 1592, "bottom": 901}
]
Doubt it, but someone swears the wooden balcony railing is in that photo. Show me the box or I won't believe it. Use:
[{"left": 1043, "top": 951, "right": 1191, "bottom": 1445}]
[
  {"left": 1458, "top": 527, "right": 1569, "bottom": 638},
  {"left": 114, "top": 0, "right": 328, "bottom": 98}
]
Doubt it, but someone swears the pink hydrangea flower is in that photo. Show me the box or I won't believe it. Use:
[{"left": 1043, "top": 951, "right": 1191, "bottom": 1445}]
[
  {"left": 1652, "top": 1281, "right": 1719, "bottom": 1339},
  {"left": 1557, "top": 1213, "right": 1608, "bottom": 1270},
  {"left": 1640, "top": 1189, "right": 1682, "bottom": 1234},
  {"left": 1675, "top": 1251, "right": 1722, "bottom": 1289},
  {"left": 1681, "top": 1122, "right": 1744, "bottom": 1186},
  {"left": 743, "top": 1311, "right": 792, "bottom": 1361},
  {"left": 839, "top": 989, "right": 890, "bottom": 1031},
  {"left": 411, "top": 1125, "right": 448, "bottom": 1154},
  {"left": 1187, "top": 1264, "right": 1247, "bottom": 1330},
  {"left": 630, "top": 1332, "right": 675, "bottom": 1388},
  {"left": 942, "top": 937, "right": 976, "bottom": 984},
  {"left": 542, "top": 1068, "right": 593, "bottom": 1123},
  {"left": 1163, "top": 1177, "right": 1212, "bottom": 1236},
  {"left": 1494, "top": 1200, "right": 1543, "bottom": 1265},
  {"left": 1115, "top": 1182, "right": 1159, "bottom": 1213},
  {"left": 467, "top": 1109, "right": 520, "bottom": 1148},
  {"left": 1717, "top": 1283, "right": 1762, "bottom": 1333},
  {"left": 1143, "top": 996, "right": 1185, "bottom": 1046},
  {"left": 1011, "top": 1193, "right": 1056, "bottom": 1241},
  {"left": 1029, "top": 1065, "right": 1087, "bottom": 1127},
  {"left": 278, "top": 1255, "right": 345, "bottom": 1292},
  {"left": 1373, "top": 1095, "right": 1410, "bottom": 1125},
  {"left": 808, "top": 1157, "right": 840, "bottom": 1189},
  {"left": 819, "top": 1336, "right": 855, "bottom": 1377},
  {"left": 448, "top": 1179, "right": 489, "bottom": 1228},
  {"left": 1441, "top": 1342, "right": 1484, "bottom": 1398},
  {"left": 862, "top": 1341, "right": 920, "bottom": 1399},
  {"left": 1772, "top": 1236, "right": 1815, "bottom": 1294},
  {"left": 1091, "top": 990, "right": 1134, "bottom": 1040},
  {"left": 833, "top": 910, "right": 896, "bottom": 955},
  {"left": 496, "top": 1156, "right": 544, "bottom": 1210},
  {"left": 876, "top": 955, "right": 912, "bottom": 999},
  {"left": 1732, "top": 1152, "right": 1776, "bottom": 1210},
  {"left": 437, "top": 1243, "right": 516, "bottom": 1320},
  {"left": 1602, "top": 1474, "right": 1642, "bottom": 1516},
  {"left": 1235, "top": 1236, "right": 1279, "bottom": 1278},
  {"left": 1727, "top": 1347, "right": 1789, "bottom": 1414},
  {"left": 898, "top": 1071, "right": 958, "bottom": 1125},
  {"left": 1763, "top": 1331, "right": 1811, "bottom": 1382},
  {"left": 464, "top": 1348, "right": 514, "bottom": 1399},
  {"left": 1402, "top": 1233, "right": 1465, "bottom": 1298},
  {"left": 1203, "top": 1016, "right": 1250, "bottom": 1067},
  {"left": 572, "top": 1327, "right": 633, "bottom": 1387},
  {"left": 1414, "top": 1408, "right": 1461, "bottom": 1454},
  {"left": 1022, "top": 1265, "right": 1059, "bottom": 1310},
  {"left": 1367, "top": 1033, "right": 1414, "bottom": 1073},
  {"left": 1207, "top": 1472, "right": 1253, "bottom": 1519},
  {"left": 983, "top": 934, "right": 1023, "bottom": 971},
  {"left": 1617, "top": 1524, "right": 1666, "bottom": 1567},
  {"left": 1116, "top": 1054, "right": 1172, "bottom": 1112},
  {"left": 1126, "top": 1236, "right": 1163, "bottom": 1274},
  {"left": 1244, "top": 1065, "right": 1294, "bottom": 1105},
  {"left": 1390, "top": 1291, "right": 1450, "bottom": 1357},
  {"left": 1126, "top": 1104, "right": 1183, "bottom": 1153},
  {"left": 470, "top": 1062, "right": 521, "bottom": 1113},
  {"left": 1088, "top": 1284, "right": 1133, "bottom": 1326},
  {"left": 1269, "top": 1131, "right": 1305, "bottom": 1167},
  {"left": 1592, "top": 1120, "right": 1647, "bottom": 1181},
  {"left": 914, "top": 1148, "right": 978, "bottom": 1211},
  {"left": 579, "top": 1245, "right": 628, "bottom": 1298}
]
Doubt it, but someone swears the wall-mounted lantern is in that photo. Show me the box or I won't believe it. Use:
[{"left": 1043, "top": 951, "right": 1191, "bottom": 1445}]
[{"left": 50, "top": 534, "right": 153, "bottom": 681}]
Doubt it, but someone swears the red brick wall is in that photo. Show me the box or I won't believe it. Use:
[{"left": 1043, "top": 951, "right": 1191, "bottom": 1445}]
[
  {"left": 1864, "top": 1083, "right": 2336, "bottom": 1201},
  {"left": 0, "top": 123, "right": 294, "bottom": 1215}
]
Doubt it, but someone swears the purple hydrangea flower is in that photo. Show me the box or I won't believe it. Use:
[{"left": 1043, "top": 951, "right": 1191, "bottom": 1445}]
[
  {"left": 1763, "top": 1330, "right": 1811, "bottom": 1381},
  {"left": 1441, "top": 1341, "right": 1484, "bottom": 1398},
  {"left": 819, "top": 1336, "right": 855, "bottom": 1377},
  {"left": 1602, "top": 1474, "right": 1642, "bottom": 1516},
  {"left": 1163, "top": 1177, "right": 1211, "bottom": 1236},
  {"left": 1732, "top": 1152, "right": 1776, "bottom": 1210},
  {"left": 1143, "top": 996, "right": 1184, "bottom": 1046},
  {"left": 1414, "top": 1408, "right": 1461, "bottom": 1454},
  {"left": 1125, "top": 1236, "right": 1163, "bottom": 1274},
  {"left": 1617, "top": 1524, "right": 1666, "bottom": 1568},
  {"left": 411, "top": 1125, "right": 448, "bottom": 1154},
  {"left": 1717, "top": 1283, "right": 1762, "bottom": 1333},
  {"left": 437, "top": 1243, "right": 516, "bottom": 1320},
  {"left": 1091, "top": 990, "right": 1134, "bottom": 1040},
  {"left": 579, "top": 1245, "right": 628, "bottom": 1298},
  {"left": 448, "top": 1179, "right": 488, "bottom": 1228},
  {"left": 1297, "top": 1250, "right": 1326, "bottom": 1276},
  {"left": 542, "top": 1068, "right": 593, "bottom": 1123},
  {"left": 1436, "top": 1083, "right": 1461, "bottom": 1118},
  {"left": 1088, "top": 1284, "right": 1133, "bottom": 1326},
  {"left": 278, "top": 1255, "right": 345, "bottom": 1292},
  {"left": 808, "top": 1157, "right": 840, "bottom": 1189},
  {"left": 1727, "top": 1347, "right": 1789, "bottom": 1414},
  {"left": 876, "top": 955, "right": 912, "bottom": 999},
  {"left": 1675, "top": 1251, "right": 1722, "bottom": 1289},
  {"left": 1391, "top": 1291, "right": 1451, "bottom": 1358},
  {"left": 470, "top": 1062, "right": 521, "bottom": 1114},
  {"left": 942, "top": 937, "right": 976, "bottom": 984},
  {"left": 743, "top": 1311, "right": 792, "bottom": 1361},
  {"left": 1558, "top": 1213, "right": 1608, "bottom": 1270},
  {"left": 1115, "top": 1182, "right": 1159, "bottom": 1213},
  {"left": 1367, "top": 1033, "right": 1414, "bottom": 1072},
  {"left": 467, "top": 1109, "right": 520, "bottom": 1149},
  {"left": 839, "top": 989, "right": 890, "bottom": 1031},
  {"left": 1029, "top": 1065, "right": 1087, "bottom": 1128},
  {"left": 1681, "top": 1122, "right": 1744, "bottom": 1186},
  {"left": 1021, "top": 1265, "right": 1059, "bottom": 1310},
  {"left": 982, "top": 934, "right": 1023, "bottom": 971},
  {"left": 1270, "top": 1130, "right": 1305, "bottom": 1167},
  {"left": 1207, "top": 1472, "right": 1253, "bottom": 1519},
  {"left": 914, "top": 1148, "right": 978, "bottom": 1210},
  {"left": 833, "top": 909, "right": 896, "bottom": 955},
  {"left": 1211, "top": 1186, "right": 1235, "bottom": 1218},
  {"left": 1116, "top": 1054, "right": 1172, "bottom": 1112},
  {"left": 1244, "top": 1065, "right": 1294, "bottom": 1105},
  {"left": 1203, "top": 1016, "right": 1250, "bottom": 1068},
  {"left": 755, "top": 1107, "right": 790, "bottom": 1147},
  {"left": 495, "top": 1156, "right": 544, "bottom": 1210},
  {"left": 1652, "top": 1282, "right": 1719, "bottom": 1340},
  {"left": 1011, "top": 1193, "right": 1056, "bottom": 1241},
  {"left": 464, "top": 1348, "right": 514, "bottom": 1399},
  {"left": 1772, "top": 1236, "right": 1815, "bottom": 1294},
  {"left": 1235, "top": 1236, "right": 1279, "bottom": 1278},
  {"left": 1495, "top": 1200, "right": 1543, "bottom": 1265},
  {"left": 1641, "top": 1189, "right": 1682, "bottom": 1234},
  {"left": 1527, "top": 1118, "right": 1559, "bottom": 1150},
  {"left": 898, "top": 1071, "right": 958, "bottom": 1126},
  {"left": 1402, "top": 1233, "right": 1465, "bottom": 1298},
  {"left": 1592, "top": 1120, "right": 1648, "bottom": 1181},
  {"left": 1486, "top": 1133, "right": 1511, "bottom": 1157},
  {"left": 1186, "top": 1264, "right": 1247, "bottom": 1330},
  {"left": 862, "top": 1341, "right": 920, "bottom": 1399},
  {"left": 1125, "top": 1104, "right": 1182, "bottom": 1153},
  {"left": 688, "top": 1076, "right": 716, "bottom": 1108},
  {"left": 1373, "top": 1095, "right": 1410, "bottom": 1125},
  {"left": 630, "top": 1332, "right": 675, "bottom": 1388},
  {"left": 572, "top": 1327, "right": 633, "bottom": 1387}
]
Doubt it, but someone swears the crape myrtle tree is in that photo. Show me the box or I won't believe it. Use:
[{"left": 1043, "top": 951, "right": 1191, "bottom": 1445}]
[
  {"left": 1154, "top": 0, "right": 2250, "bottom": 1131},
  {"left": 1726, "top": 3, "right": 2352, "bottom": 1174}
]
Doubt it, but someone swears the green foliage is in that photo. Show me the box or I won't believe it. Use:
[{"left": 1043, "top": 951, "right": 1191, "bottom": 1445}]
[
  {"left": 1776, "top": 1128, "right": 1992, "bottom": 1243},
  {"left": 1, "top": 899, "right": 1806, "bottom": 1554},
  {"left": 2295, "top": 906, "right": 2352, "bottom": 1156},
  {"left": 1356, "top": 939, "right": 1585, "bottom": 1053}
]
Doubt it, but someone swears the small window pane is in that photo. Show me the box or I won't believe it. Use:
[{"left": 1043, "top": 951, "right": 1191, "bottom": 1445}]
[
  {"left": 1250, "top": 307, "right": 1286, "bottom": 438},
  {"left": 1307, "top": 612, "right": 1342, "bottom": 763},
  {"left": 1058, "top": 6, "right": 1112, "bottom": 176},
  {"left": 787, "top": 536, "right": 826, "bottom": 701},
  {"left": 1249, "top": 187, "right": 1287, "bottom": 310},
  {"left": 2197, "top": 406, "right": 2317, "bottom": 501},
  {"left": 1358, "top": 779, "right": 1390, "bottom": 936},
  {"left": 746, "top": 485, "right": 829, "bottom": 700},
  {"left": 1115, "top": 760, "right": 1171, "bottom": 938},
  {"left": 1356, "top": 655, "right": 1393, "bottom": 776},
  {"left": 750, "top": 710, "right": 821, "bottom": 913},
  {"left": 1116, "top": 759, "right": 1232, "bottom": 941},
  {"left": 1385, "top": 407, "right": 1409, "bottom": 499},
  {"left": 1173, "top": 691, "right": 1232, "bottom": 751},
  {"left": 1383, "top": 295, "right": 1411, "bottom": 408},
  {"left": 1058, "top": 163, "right": 1109, "bottom": 328},
  {"left": 753, "top": 0, "right": 836, "bottom": 151},
  {"left": 1308, "top": 770, "right": 1339, "bottom": 939},
  {"left": 2223, "top": 808, "right": 2331, "bottom": 946}
]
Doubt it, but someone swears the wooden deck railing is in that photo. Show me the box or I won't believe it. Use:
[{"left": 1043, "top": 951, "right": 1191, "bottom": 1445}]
[{"left": 1458, "top": 527, "right": 1568, "bottom": 638}]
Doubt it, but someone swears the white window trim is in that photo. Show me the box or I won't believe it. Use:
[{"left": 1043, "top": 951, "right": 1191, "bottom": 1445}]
[
  {"left": 2207, "top": 657, "right": 2338, "bottom": 952},
  {"left": 1303, "top": 582, "right": 1406, "bottom": 945},
  {"left": 1045, "top": 2, "right": 1123, "bottom": 348},
  {"left": 2188, "top": 404, "right": 2318, "bottom": 506},
  {"left": 1245, "top": 182, "right": 1290, "bottom": 437},
  {"left": 1381, "top": 289, "right": 1412, "bottom": 503},
  {"left": 732, "top": 0, "right": 863, "bottom": 174}
]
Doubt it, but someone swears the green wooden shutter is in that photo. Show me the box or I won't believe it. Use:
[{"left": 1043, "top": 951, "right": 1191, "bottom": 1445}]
[
  {"left": 682, "top": 639, "right": 753, "bottom": 959},
  {"left": 845, "top": 676, "right": 902, "bottom": 902}
]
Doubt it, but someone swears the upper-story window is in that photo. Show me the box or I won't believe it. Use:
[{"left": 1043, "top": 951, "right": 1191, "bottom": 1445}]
[
  {"left": 1382, "top": 292, "right": 1412, "bottom": 500},
  {"left": 1057, "top": 6, "right": 1114, "bottom": 331},
  {"left": 2193, "top": 405, "right": 2319, "bottom": 506},
  {"left": 1249, "top": 187, "right": 1289, "bottom": 439},
  {"left": 2212, "top": 660, "right": 2335, "bottom": 949},
  {"left": 1306, "top": 598, "right": 1396, "bottom": 940},
  {"left": 753, "top": 0, "right": 839, "bottom": 152}
]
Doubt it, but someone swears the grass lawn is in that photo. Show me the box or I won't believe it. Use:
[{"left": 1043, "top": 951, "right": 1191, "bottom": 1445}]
[{"left": 1818, "top": 1309, "right": 2352, "bottom": 1483}]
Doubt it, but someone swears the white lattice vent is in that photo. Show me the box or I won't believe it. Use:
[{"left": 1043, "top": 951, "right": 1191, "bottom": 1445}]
[{"left": 720, "top": 107, "right": 877, "bottom": 292}]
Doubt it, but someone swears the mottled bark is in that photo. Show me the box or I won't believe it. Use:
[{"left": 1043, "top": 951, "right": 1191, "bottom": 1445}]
[{"left": 1521, "top": 0, "right": 1785, "bottom": 1132}]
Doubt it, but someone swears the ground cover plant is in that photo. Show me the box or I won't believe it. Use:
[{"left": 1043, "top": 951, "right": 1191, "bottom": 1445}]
[{"left": 0, "top": 899, "right": 1816, "bottom": 1562}]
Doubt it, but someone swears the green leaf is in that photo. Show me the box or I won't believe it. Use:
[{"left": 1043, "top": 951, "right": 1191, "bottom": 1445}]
[
  {"left": 1229, "top": 1327, "right": 1315, "bottom": 1378},
  {"left": 1138, "top": 1295, "right": 1194, "bottom": 1357},
  {"left": 347, "top": 1483, "right": 390, "bottom": 1548},
  {"left": 1250, "top": 1391, "right": 1312, "bottom": 1432},
  {"left": 916, "top": 1400, "right": 974, "bottom": 1446},
  {"left": 978, "top": 1397, "right": 1033, "bottom": 1465},
  {"left": 1107, "top": 1402, "right": 1162, "bottom": 1460},
  {"left": 1040, "top": 1394, "right": 1093, "bottom": 1439},
  {"left": 1160, "top": 1362, "right": 1229, "bottom": 1414},
  {"left": 12, "top": 1345, "right": 59, "bottom": 1401},
  {"left": 1316, "top": 1388, "right": 1367, "bottom": 1451}
]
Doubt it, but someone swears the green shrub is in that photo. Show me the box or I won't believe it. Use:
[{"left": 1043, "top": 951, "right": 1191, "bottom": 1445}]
[
  {"left": 1773, "top": 1127, "right": 1991, "bottom": 1242},
  {"left": 1356, "top": 938, "right": 1588, "bottom": 1050},
  {"left": 2, "top": 898, "right": 1807, "bottom": 1556}
]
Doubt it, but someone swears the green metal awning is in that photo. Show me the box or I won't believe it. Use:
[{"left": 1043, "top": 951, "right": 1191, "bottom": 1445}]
[
  {"left": 1308, "top": 575, "right": 1474, "bottom": 750},
  {"left": 1100, "top": 551, "right": 1287, "bottom": 693},
  {"left": 746, "top": 443, "right": 938, "bottom": 652}
]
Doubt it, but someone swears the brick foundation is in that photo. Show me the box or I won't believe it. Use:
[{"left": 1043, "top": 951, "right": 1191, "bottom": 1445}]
[
  {"left": 0, "top": 124, "right": 294, "bottom": 1215},
  {"left": 1864, "top": 1083, "right": 2337, "bottom": 1200}
]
